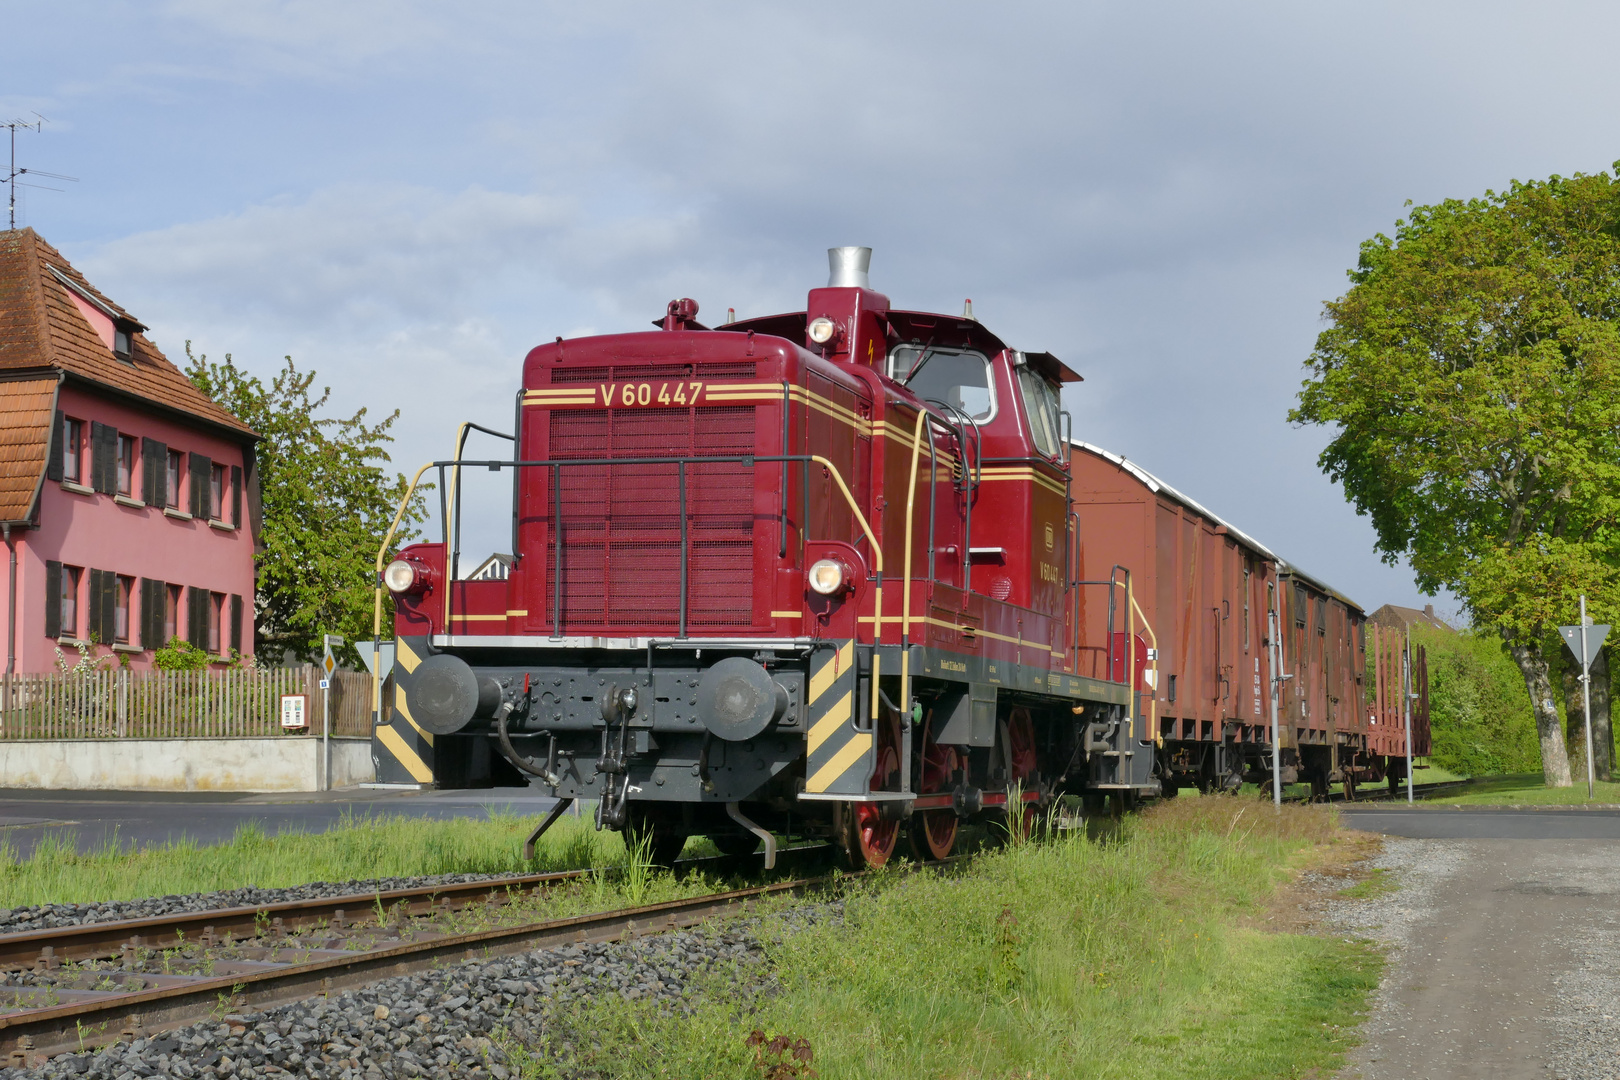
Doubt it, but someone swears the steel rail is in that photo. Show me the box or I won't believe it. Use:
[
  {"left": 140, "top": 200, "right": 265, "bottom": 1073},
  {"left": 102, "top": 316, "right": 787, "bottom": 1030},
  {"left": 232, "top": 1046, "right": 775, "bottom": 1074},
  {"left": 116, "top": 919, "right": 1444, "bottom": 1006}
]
[{"left": 0, "top": 859, "right": 855, "bottom": 1066}]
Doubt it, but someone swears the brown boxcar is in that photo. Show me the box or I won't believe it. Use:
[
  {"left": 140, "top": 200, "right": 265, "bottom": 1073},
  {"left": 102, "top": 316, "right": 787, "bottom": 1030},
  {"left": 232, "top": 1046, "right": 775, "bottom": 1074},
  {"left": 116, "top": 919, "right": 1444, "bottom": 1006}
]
[{"left": 1069, "top": 442, "right": 1424, "bottom": 795}]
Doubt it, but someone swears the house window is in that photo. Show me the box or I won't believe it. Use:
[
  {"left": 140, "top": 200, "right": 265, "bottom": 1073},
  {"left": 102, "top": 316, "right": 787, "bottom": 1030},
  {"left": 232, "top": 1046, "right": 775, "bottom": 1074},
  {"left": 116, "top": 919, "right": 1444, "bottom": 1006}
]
[
  {"left": 59, "top": 566, "right": 81, "bottom": 639},
  {"left": 62, "top": 418, "right": 84, "bottom": 484},
  {"left": 164, "top": 584, "right": 181, "bottom": 642},
  {"left": 117, "top": 435, "right": 135, "bottom": 497},
  {"left": 210, "top": 463, "right": 226, "bottom": 521},
  {"left": 166, "top": 450, "right": 183, "bottom": 510},
  {"left": 114, "top": 576, "right": 133, "bottom": 643},
  {"left": 112, "top": 326, "right": 132, "bottom": 359},
  {"left": 208, "top": 592, "right": 224, "bottom": 654}
]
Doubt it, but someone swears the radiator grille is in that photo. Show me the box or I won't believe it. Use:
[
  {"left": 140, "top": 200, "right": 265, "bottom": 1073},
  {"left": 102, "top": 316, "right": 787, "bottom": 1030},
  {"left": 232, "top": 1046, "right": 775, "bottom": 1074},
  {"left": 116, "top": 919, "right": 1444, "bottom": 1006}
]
[{"left": 544, "top": 400, "right": 757, "bottom": 631}]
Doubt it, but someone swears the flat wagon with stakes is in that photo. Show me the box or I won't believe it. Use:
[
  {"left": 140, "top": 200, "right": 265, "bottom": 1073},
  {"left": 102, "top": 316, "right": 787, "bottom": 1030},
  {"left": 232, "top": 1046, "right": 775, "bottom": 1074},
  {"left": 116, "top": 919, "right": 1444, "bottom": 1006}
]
[{"left": 370, "top": 247, "right": 1428, "bottom": 868}]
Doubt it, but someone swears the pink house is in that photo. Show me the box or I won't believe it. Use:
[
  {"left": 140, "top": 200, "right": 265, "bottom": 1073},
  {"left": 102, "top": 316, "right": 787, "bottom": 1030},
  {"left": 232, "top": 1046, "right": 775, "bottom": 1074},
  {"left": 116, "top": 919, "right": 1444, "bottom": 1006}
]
[{"left": 0, "top": 229, "right": 257, "bottom": 672}]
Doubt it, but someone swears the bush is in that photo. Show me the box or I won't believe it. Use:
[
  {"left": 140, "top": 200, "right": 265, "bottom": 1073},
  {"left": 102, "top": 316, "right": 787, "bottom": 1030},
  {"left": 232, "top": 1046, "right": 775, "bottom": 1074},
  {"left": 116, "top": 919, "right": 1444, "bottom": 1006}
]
[{"left": 1416, "top": 624, "right": 1542, "bottom": 776}]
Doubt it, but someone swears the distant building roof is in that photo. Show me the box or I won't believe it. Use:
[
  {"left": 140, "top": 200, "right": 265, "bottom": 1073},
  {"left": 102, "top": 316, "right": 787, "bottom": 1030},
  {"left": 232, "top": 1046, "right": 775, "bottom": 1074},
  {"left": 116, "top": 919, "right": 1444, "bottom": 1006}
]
[
  {"left": 465, "top": 553, "right": 513, "bottom": 581},
  {"left": 1367, "top": 603, "right": 1453, "bottom": 633},
  {"left": 0, "top": 228, "right": 255, "bottom": 440}
]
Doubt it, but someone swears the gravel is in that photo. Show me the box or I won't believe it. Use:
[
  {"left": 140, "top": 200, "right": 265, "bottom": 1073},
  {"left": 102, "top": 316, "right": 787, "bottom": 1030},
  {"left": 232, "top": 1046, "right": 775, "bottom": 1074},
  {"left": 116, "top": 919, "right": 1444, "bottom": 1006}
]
[
  {"left": 0, "top": 903, "right": 839, "bottom": 1080},
  {"left": 0, "top": 873, "right": 550, "bottom": 936}
]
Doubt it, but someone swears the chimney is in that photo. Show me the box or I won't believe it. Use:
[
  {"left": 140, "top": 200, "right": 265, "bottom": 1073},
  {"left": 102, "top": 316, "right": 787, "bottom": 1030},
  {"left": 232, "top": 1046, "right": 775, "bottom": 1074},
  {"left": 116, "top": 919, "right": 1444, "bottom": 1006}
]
[
  {"left": 827, "top": 246, "right": 872, "bottom": 288},
  {"left": 1424, "top": 604, "right": 1435, "bottom": 620}
]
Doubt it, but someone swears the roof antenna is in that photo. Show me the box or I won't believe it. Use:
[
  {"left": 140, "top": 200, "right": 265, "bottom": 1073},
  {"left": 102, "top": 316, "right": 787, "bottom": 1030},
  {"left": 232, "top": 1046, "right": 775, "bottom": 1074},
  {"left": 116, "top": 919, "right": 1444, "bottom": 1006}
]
[{"left": 5, "top": 115, "right": 76, "bottom": 231}]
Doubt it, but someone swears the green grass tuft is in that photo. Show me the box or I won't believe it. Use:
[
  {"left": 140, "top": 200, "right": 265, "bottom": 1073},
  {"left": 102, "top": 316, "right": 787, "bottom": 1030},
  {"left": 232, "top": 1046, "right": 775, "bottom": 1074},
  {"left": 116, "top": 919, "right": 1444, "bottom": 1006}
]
[
  {"left": 0, "top": 810, "right": 629, "bottom": 909},
  {"left": 514, "top": 800, "right": 1383, "bottom": 1080}
]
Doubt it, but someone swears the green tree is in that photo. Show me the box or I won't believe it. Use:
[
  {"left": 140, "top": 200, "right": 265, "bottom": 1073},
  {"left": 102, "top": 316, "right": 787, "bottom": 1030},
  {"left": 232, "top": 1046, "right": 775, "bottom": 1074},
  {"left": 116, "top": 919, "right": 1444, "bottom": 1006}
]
[
  {"left": 1292, "top": 167, "right": 1620, "bottom": 787},
  {"left": 185, "top": 347, "right": 429, "bottom": 664}
]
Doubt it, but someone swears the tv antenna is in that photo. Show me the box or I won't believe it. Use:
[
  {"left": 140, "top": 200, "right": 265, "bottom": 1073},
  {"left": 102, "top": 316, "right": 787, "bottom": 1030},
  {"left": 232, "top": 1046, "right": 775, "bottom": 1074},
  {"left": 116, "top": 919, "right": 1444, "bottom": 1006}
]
[{"left": 5, "top": 115, "right": 76, "bottom": 230}]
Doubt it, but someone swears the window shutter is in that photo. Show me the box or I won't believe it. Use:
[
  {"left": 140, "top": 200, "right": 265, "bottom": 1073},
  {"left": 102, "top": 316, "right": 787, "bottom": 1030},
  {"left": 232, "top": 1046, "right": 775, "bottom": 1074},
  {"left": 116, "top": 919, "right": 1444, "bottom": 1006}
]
[
  {"left": 230, "top": 594, "right": 243, "bottom": 654},
  {"left": 186, "top": 586, "right": 208, "bottom": 650},
  {"left": 44, "top": 561, "right": 61, "bottom": 639},
  {"left": 139, "top": 578, "right": 160, "bottom": 648},
  {"left": 85, "top": 569, "right": 103, "bottom": 642},
  {"left": 230, "top": 465, "right": 242, "bottom": 526},
  {"left": 142, "top": 438, "right": 166, "bottom": 507},
  {"left": 46, "top": 411, "right": 64, "bottom": 483},
  {"left": 189, "top": 453, "right": 211, "bottom": 518},
  {"left": 99, "top": 571, "right": 116, "bottom": 644},
  {"left": 90, "top": 422, "right": 116, "bottom": 494}
]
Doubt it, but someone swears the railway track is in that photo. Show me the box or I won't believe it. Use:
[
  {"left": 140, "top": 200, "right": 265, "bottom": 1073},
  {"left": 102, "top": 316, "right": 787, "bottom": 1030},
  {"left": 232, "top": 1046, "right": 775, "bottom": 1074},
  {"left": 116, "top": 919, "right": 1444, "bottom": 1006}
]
[
  {"left": 1283, "top": 778, "right": 1477, "bottom": 805},
  {"left": 0, "top": 845, "right": 840, "bottom": 1069}
]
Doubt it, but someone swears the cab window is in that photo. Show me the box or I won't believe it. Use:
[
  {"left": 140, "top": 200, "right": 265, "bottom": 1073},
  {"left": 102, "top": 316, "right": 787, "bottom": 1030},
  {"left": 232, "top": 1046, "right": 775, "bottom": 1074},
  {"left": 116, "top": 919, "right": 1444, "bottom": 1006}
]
[
  {"left": 890, "top": 347, "right": 994, "bottom": 421},
  {"left": 1017, "top": 366, "right": 1063, "bottom": 457}
]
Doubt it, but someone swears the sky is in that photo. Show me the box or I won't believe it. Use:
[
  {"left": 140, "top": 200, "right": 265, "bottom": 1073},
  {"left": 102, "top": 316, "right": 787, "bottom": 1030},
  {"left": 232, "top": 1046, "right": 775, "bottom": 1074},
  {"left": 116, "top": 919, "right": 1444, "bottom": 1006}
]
[{"left": 8, "top": 0, "right": 1620, "bottom": 621}]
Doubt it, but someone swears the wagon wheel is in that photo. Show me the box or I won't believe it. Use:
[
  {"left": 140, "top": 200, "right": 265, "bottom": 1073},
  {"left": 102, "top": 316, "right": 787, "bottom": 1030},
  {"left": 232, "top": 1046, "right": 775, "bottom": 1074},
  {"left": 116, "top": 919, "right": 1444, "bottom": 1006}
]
[
  {"left": 623, "top": 804, "right": 687, "bottom": 868},
  {"left": 909, "top": 708, "right": 961, "bottom": 861},
  {"left": 839, "top": 707, "right": 902, "bottom": 869}
]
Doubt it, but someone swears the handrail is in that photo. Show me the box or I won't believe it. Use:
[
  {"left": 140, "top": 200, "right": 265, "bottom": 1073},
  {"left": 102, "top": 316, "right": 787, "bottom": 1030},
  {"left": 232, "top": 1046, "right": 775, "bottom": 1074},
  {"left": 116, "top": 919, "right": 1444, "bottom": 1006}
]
[
  {"left": 370, "top": 461, "right": 438, "bottom": 723},
  {"left": 445, "top": 422, "right": 517, "bottom": 630},
  {"left": 899, "top": 407, "right": 930, "bottom": 714}
]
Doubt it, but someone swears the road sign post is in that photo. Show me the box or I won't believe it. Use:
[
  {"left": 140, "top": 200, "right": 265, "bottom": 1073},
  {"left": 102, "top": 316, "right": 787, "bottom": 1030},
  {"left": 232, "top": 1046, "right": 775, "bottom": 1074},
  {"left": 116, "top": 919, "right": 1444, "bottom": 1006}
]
[
  {"left": 1559, "top": 598, "right": 1609, "bottom": 800},
  {"left": 322, "top": 634, "right": 345, "bottom": 791}
]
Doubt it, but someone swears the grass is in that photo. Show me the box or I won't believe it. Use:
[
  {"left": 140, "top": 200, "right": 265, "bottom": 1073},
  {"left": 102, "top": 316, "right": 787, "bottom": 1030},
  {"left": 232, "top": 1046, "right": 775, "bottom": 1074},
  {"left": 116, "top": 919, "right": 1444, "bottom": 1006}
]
[
  {"left": 1420, "top": 772, "right": 1620, "bottom": 805},
  {"left": 1337, "top": 868, "right": 1399, "bottom": 900},
  {"left": 513, "top": 799, "right": 1383, "bottom": 1080},
  {"left": 0, "top": 809, "right": 633, "bottom": 910}
]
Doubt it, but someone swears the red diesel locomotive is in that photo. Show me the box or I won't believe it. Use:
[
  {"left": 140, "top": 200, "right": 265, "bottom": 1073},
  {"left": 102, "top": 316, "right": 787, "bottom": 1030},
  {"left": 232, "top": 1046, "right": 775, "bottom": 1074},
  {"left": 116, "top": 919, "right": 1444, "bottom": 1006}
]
[{"left": 373, "top": 248, "right": 1423, "bottom": 867}]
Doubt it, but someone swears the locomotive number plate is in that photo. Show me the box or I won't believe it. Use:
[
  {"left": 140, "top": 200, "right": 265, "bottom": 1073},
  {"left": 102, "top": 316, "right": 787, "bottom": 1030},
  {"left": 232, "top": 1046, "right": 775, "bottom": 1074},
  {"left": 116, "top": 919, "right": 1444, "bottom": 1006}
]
[{"left": 524, "top": 381, "right": 780, "bottom": 409}]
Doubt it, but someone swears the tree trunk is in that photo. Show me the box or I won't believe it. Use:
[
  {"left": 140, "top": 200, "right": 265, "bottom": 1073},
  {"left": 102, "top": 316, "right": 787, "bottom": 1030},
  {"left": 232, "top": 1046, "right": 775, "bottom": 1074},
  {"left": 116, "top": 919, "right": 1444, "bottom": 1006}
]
[
  {"left": 1507, "top": 640, "right": 1572, "bottom": 787},
  {"left": 1593, "top": 646, "right": 1613, "bottom": 783},
  {"left": 1562, "top": 653, "right": 1589, "bottom": 782}
]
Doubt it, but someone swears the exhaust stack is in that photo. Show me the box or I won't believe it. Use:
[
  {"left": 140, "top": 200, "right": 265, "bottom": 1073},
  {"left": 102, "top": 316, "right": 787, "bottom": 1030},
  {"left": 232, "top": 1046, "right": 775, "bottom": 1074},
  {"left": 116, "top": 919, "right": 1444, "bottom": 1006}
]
[{"left": 827, "top": 246, "right": 872, "bottom": 289}]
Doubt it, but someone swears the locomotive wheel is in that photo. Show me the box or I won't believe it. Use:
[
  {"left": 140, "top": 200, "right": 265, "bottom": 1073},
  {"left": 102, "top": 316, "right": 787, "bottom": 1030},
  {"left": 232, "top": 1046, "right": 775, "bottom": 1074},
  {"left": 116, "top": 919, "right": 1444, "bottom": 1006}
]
[
  {"left": 623, "top": 805, "right": 687, "bottom": 868},
  {"left": 839, "top": 709, "right": 902, "bottom": 869},
  {"left": 909, "top": 709, "right": 960, "bottom": 862}
]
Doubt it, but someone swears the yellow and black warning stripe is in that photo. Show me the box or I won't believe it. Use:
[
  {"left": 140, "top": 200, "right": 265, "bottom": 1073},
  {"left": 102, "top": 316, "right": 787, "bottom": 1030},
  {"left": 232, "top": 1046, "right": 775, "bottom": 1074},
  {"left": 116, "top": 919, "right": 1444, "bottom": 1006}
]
[
  {"left": 802, "top": 640, "right": 873, "bottom": 795},
  {"left": 373, "top": 634, "right": 435, "bottom": 785}
]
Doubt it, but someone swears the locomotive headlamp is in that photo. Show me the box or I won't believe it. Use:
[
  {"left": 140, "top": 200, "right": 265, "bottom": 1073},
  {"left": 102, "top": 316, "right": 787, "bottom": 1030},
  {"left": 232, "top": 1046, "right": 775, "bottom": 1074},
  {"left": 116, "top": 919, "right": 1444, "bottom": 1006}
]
[
  {"left": 807, "top": 558, "right": 847, "bottom": 596},
  {"left": 807, "top": 317, "right": 837, "bottom": 345},
  {"left": 384, "top": 559, "right": 424, "bottom": 595}
]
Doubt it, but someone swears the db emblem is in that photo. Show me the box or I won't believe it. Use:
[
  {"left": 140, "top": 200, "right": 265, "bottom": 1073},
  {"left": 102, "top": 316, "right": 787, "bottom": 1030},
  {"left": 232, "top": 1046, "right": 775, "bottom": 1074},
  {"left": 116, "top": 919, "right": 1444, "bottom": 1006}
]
[{"left": 1044, "top": 523, "right": 1054, "bottom": 551}]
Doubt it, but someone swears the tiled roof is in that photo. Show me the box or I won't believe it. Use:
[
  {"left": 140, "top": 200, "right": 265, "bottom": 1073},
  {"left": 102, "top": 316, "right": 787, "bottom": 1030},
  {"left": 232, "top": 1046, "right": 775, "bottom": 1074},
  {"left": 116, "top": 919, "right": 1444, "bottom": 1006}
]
[
  {"left": 0, "top": 228, "right": 254, "bottom": 437},
  {"left": 0, "top": 376, "right": 58, "bottom": 522}
]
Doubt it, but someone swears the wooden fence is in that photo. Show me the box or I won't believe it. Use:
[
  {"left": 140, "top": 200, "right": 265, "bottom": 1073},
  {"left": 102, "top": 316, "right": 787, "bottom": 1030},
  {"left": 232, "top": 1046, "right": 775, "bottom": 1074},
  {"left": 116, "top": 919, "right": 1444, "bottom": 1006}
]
[{"left": 0, "top": 668, "right": 376, "bottom": 740}]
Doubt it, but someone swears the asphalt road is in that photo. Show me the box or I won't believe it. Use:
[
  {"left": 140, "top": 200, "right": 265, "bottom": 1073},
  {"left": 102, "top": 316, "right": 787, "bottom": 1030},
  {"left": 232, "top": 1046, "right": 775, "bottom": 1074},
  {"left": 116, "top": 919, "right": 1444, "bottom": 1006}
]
[
  {"left": 0, "top": 786, "right": 563, "bottom": 858},
  {"left": 1341, "top": 825, "right": 1620, "bottom": 1079},
  {"left": 1340, "top": 805, "right": 1620, "bottom": 840}
]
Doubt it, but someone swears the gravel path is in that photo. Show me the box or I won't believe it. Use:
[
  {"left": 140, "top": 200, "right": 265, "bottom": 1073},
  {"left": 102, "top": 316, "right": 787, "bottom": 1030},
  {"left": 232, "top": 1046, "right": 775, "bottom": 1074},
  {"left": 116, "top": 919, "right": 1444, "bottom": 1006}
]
[
  {"left": 1328, "top": 836, "right": 1620, "bottom": 1080},
  {"left": 0, "top": 904, "right": 835, "bottom": 1080},
  {"left": 0, "top": 873, "right": 553, "bottom": 936}
]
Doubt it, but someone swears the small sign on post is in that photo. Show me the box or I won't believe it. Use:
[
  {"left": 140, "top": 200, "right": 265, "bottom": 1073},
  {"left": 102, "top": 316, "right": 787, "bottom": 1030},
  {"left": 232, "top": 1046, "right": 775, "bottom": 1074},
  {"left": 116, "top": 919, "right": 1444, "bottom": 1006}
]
[
  {"left": 1559, "top": 597, "right": 1609, "bottom": 800},
  {"left": 280, "top": 693, "right": 309, "bottom": 730}
]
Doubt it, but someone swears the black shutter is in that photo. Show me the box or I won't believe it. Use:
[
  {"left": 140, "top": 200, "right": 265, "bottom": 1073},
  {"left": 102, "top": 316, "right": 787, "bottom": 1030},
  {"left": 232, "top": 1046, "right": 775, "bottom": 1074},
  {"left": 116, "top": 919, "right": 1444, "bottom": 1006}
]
[
  {"left": 142, "top": 438, "right": 166, "bottom": 508},
  {"left": 186, "top": 586, "right": 208, "bottom": 649},
  {"left": 85, "top": 569, "right": 103, "bottom": 642},
  {"left": 46, "top": 411, "right": 64, "bottom": 483},
  {"left": 44, "top": 561, "right": 61, "bottom": 639},
  {"left": 189, "top": 453, "right": 210, "bottom": 518},
  {"left": 139, "top": 578, "right": 159, "bottom": 648},
  {"left": 230, "top": 594, "right": 243, "bottom": 654},
  {"left": 99, "top": 571, "right": 117, "bottom": 643},
  {"left": 89, "top": 422, "right": 115, "bottom": 494},
  {"left": 230, "top": 465, "right": 242, "bottom": 526}
]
